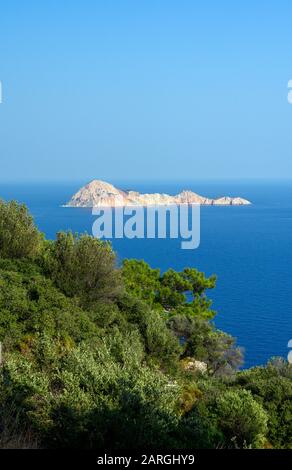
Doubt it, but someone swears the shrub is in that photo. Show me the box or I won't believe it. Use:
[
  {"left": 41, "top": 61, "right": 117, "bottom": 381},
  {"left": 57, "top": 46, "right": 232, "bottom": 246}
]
[
  {"left": 168, "top": 315, "right": 243, "bottom": 376},
  {"left": 0, "top": 200, "right": 42, "bottom": 259},
  {"left": 118, "top": 293, "right": 181, "bottom": 366},
  {"left": 211, "top": 389, "right": 268, "bottom": 448},
  {"left": 44, "top": 232, "right": 122, "bottom": 306},
  {"left": 235, "top": 359, "right": 292, "bottom": 448}
]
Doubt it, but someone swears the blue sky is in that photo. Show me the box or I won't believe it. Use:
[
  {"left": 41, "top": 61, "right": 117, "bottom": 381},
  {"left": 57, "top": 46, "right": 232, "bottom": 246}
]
[{"left": 0, "top": 1, "right": 292, "bottom": 182}]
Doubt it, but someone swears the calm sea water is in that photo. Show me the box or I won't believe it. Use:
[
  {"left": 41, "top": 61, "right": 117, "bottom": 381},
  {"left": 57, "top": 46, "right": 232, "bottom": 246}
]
[{"left": 1, "top": 180, "right": 291, "bottom": 369}]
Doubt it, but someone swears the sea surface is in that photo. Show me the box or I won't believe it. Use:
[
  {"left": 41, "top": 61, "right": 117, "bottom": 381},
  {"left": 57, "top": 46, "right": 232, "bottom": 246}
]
[{"left": 1, "top": 180, "right": 291, "bottom": 369}]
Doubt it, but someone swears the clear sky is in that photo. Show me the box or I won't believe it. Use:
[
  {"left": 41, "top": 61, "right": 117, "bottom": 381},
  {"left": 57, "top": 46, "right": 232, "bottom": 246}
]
[{"left": 0, "top": 1, "right": 292, "bottom": 182}]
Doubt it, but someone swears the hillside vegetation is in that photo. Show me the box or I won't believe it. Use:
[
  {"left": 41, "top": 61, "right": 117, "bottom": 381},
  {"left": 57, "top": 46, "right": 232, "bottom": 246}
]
[{"left": 0, "top": 200, "right": 291, "bottom": 449}]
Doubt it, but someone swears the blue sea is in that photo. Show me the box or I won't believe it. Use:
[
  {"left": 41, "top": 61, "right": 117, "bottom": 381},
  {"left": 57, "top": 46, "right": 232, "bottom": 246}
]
[{"left": 1, "top": 180, "right": 291, "bottom": 369}]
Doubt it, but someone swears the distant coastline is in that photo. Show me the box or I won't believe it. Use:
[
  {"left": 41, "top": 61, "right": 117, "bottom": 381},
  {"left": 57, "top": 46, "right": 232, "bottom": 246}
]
[{"left": 64, "top": 180, "right": 252, "bottom": 208}]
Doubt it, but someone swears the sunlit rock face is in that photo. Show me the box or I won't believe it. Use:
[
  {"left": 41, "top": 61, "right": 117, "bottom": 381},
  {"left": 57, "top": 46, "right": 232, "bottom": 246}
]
[{"left": 65, "top": 180, "right": 251, "bottom": 207}]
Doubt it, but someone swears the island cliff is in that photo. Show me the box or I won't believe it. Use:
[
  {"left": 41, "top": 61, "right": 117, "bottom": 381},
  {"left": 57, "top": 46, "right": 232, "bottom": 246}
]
[{"left": 64, "top": 180, "right": 251, "bottom": 207}]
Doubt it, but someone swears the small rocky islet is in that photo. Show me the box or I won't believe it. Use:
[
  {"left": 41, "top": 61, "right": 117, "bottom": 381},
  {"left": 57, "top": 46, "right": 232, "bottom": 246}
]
[{"left": 65, "top": 180, "right": 252, "bottom": 207}]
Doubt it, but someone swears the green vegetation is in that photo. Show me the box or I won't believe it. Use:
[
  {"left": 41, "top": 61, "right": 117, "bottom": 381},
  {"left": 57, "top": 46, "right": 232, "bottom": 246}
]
[{"left": 0, "top": 199, "right": 291, "bottom": 449}]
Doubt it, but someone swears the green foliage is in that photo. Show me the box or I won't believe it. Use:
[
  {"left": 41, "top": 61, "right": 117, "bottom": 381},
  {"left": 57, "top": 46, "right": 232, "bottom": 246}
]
[
  {"left": 0, "top": 259, "right": 100, "bottom": 352},
  {"left": 118, "top": 293, "right": 181, "bottom": 366},
  {"left": 44, "top": 231, "right": 122, "bottom": 306},
  {"left": 122, "top": 259, "right": 216, "bottom": 319},
  {"left": 209, "top": 389, "right": 268, "bottom": 448},
  {"left": 0, "top": 203, "right": 290, "bottom": 449},
  {"left": 0, "top": 200, "right": 42, "bottom": 259},
  {"left": 235, "top": 358, "right": 292, "bottom": 448},
  {"left": 122, "top": 259, "right": 160, "bottom": 306},
  {"left": 168, "top": 315, "right": 243, "bottom": 376},
  {"left": 1, "top": 338, "right": 182, "bottom": 448}
]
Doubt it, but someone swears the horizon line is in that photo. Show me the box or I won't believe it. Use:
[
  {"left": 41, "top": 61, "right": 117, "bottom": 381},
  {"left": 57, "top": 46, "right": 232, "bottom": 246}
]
[{"left": 0, "top": 176, "right": 292, "bottom": 185}]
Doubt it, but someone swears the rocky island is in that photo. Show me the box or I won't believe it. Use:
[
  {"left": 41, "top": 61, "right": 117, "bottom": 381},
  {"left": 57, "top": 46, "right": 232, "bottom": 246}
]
[{"left": 64, "top": 180, "right": 251, "bottom": 207}]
